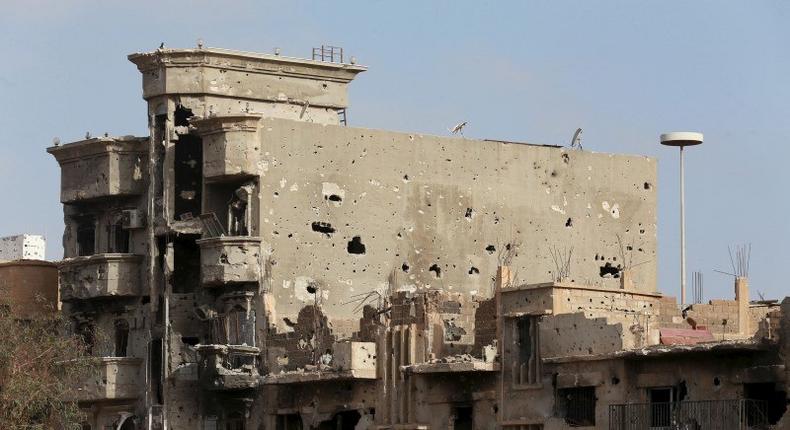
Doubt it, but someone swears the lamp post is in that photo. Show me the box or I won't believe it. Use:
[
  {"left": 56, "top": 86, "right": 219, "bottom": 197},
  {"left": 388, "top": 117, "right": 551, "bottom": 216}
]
[{"left": 660, "top": 132, "right": 703, "bottom": 306}]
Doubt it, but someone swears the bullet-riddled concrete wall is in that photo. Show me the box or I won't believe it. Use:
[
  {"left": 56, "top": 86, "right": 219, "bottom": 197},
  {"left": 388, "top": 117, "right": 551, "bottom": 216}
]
[{"left": 256, "top": 118, "right": 657, "bottom": 330}]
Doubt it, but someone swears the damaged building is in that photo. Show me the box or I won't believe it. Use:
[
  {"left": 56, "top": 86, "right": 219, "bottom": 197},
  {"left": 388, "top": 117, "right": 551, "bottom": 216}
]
[{"left": 46, "top": 46, "right": 789, "bottom": 429}]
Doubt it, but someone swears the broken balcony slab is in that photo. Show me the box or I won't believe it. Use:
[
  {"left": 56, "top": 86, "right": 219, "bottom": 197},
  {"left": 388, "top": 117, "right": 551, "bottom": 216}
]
[
  {"left": 403, "top": 360, "right": 500, "bottom": 374},
  {"left": 59, "top": 253, "right": 143, "bottom": 301},
  {"left": 196, "top": 236, "right": 263, "bottom": 286},
  {"left": 196, "top": 344, "right": 261, "bottom": 391},
  {"left": 47, "top": 136, "right": 148, "bottom": 203},
  {"left": 261, "top": 368, "right": 376, "bottom": 385},
  {"left": 73, "top": 357, "right": 143, "bottom": 402},
  {"left": 191, "top": 113, "right": 263, "bottom": 181}
]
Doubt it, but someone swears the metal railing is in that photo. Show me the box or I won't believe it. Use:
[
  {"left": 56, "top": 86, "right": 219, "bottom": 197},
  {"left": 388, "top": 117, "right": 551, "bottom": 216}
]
[{"left": 609, "top": 399, "right": 769, "bottom": 430}]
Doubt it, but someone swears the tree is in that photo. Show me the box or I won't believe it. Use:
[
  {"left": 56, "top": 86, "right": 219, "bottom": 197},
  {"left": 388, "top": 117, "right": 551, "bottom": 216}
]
[{"left": 0, "top": 296, "right": 96, "bottom": 429}]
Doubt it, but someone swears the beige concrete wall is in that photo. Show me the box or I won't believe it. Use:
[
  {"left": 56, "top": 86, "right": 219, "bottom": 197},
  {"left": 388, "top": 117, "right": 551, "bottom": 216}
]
[{"left": 256, "top": 118, "right": 657, "bottom": 332}]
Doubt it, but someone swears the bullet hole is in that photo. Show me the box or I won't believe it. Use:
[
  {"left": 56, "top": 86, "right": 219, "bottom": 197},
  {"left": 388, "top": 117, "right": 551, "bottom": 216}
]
[
  {"left": 274, "top": 191, "right": 280, "bottom": 197},
  {"left": 626, "top": 245, "right": 633, "bottom": 251},
  {"left": 562, "top": 153, "right": 570, "bottom": 163},
  {"left": 468, "top": 267, "right": 480, "bottom": 275},
  {"left": 611, "top": 377, "right": 620, "bottom": 385},
  {"left": 306, "top": 283, "right": 318, "bottom": 294},
  {"left": 311, "top": 221, "right": 335, "bottom": 237},
  {"left": 639, "top": 229, "right": 645, "bottom": 234},
  {"left": 429, "top": 264, "right": 442, "bottom": 278},
  {"left": 465, "top": 208, "right": 474, "bottom": 219},
  {"left": 565, "top": 218, "right": 573, "bottom": 228},
  {"left": 594, "top": 254, "right": 600, "bottom": 261},
  {"left": 347, "top": 236, "right": 366, "bottom": 255},
  {"left": 403, "top": 174, "right": 410, "bottom": 181},
  {"left": 402, "top": 263, "right": 410, "bottom": 273},
  {"left": 550, "top": 170, "right": 558, "bottom": 177},
  {"left": 326, "top": 194, "right": 342, "bottom": 203},
  {"left": 485, "top": 245, "right": 496, "bottom": 254},
  {"left": 713, "top": 377, "right": 720, "bottom": 386},
  {"left": 599, "top": 262, "right": 621, "bottom": 278},
  {"left": 644, "top": 182, "right": 652, "bottom": 190},
  {"left": 396, "top": 232, "right": 403, "bottom": 239}
]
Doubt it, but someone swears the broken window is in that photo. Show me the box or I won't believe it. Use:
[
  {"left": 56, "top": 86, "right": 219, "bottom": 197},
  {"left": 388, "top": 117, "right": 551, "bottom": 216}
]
[
  {"left": 224, "top": 412, "right": 245, "bottom": 430},
  {"left": 276, "top": 414, "right": 303, "bottom": 430},
  {"left": 318, "top": 410, "right": 361, "bottom": 430},
  {"left": 648, "top": 387, "right": 675, "bottom": 427},
  {"left": 75, "top": 217, "right": 96, "bottom": 256},
  {"left": 174, "top": 106, "right": 202, "bottom": 220},
  {"left": 114, "top": 319, "right": 129, "bottom": 357},
  {"left": 77, "top": 321, "right": 96, "bottom": 355},
  {"left": 150, "top": 338, "right": 163, "bottom": 404},
  {"left": 227, "top": 183, "right": 254, "bottom": 236},
  {"left": 452, "top": 406, "right": 473, "bottom": 430},
  {"left": 556, "top": 386, "right": 596, "bottom": 427},
  {"left": 226, "top": 306, "right": 255, "bottom": 346},
  {"left": 107, "top": 220, "right": 130, "bottom": 253},
  {"left": 513, "top": 316, "right": 540, "bottom": 385},
  {"left": 744, "top": 382, "right": 787, "bottom": 425},
  {"left": 172, "top": 237, "right": 200, "bottom": 293}
]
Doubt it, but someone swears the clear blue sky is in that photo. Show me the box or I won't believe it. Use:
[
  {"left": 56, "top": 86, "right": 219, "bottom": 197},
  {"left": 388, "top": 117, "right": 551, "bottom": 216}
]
[{"left": 1, "top": 1, "right": 787, "bottom": 301}]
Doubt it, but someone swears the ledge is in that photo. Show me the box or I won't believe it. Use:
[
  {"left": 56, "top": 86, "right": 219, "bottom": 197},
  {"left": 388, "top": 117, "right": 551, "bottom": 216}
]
[
  {"left": 403, "top": 361, "right": 499, "bottom": 374},
  {"left": 502, "top": 280, "right": 663, "bottom": 299},
  {"left": 261, "top": 369, "right": 376, "bottom": 385}
]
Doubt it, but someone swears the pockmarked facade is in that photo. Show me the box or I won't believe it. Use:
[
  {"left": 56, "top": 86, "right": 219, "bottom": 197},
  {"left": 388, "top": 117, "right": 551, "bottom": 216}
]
[{"left": 47, "top": 47, "right": 788, "bottom": 429}]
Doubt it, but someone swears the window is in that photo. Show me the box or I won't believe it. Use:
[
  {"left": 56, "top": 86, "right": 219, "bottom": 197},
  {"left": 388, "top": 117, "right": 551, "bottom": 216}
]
[
  {"left": 76, "top": 217, "right": 96, "bottom": 256},
  {"left": 224, "top": 412, "right": 244, "bottom": 430},
  {"left": 453, "top": 406, "right": 473, "bottom": 430},
  {"left": 744, "top": 382, "right": 787, "bottom": 425},
  {"left": 114, "top": 319, "right": 129, "bottom": 357},
  {"left": 556, "top": 387, "right": 596, "bottom": 427},
  {"left": 648, "top": 387, "right": 675, "bottom": 427},
  {"left": 276, "top": 414, "right": 303, "bottom": 430},
  {"left": 77, "top": 321, "right": 95, "bottom": 355},
  {"left": 174, "top": 106, "right": 202, "bottom": 220},
  {"left": 107, "top": 222, "right": 130, "bottom": 253},
  {"left": 172, "top": 237, "right": 200, "bottom": 293},
  {"left": 513, "top": 316, "right": 540, "bottom": 385},
  {"left": 226, "top": 306, "right": 255, "bottom": 346}
]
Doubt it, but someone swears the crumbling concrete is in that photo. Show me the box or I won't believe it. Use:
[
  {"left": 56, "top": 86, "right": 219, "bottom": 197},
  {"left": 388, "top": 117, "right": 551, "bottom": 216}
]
[{"left": 44, "top": 46, "right": 787, "bottom": 430}]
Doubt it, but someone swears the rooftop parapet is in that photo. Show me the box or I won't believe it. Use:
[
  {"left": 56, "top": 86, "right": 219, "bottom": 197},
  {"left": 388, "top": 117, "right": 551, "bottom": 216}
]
[{"left": 128, "top": 47, "right": 367, "bottom": 109}]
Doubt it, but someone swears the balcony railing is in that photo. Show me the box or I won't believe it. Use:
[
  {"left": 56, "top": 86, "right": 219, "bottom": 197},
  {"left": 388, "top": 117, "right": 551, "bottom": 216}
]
[
  {"left": 608, "top": 399, "right": 769, "bottom": 430},
  {"left": 47, "top": 136, "right": 148, "bottom": 203},
  {"left": 73, "top": 357, "right": 143, "bottom": 402},
  {"left": 196, "top": 344, "right": 260, "bottom": 391},
  {"left": 59, "top": 254, "right": 143, "bottom": 301}
]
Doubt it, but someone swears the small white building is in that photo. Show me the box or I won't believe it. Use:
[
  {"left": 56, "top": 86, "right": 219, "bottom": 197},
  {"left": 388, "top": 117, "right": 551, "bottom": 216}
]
[{"left": 0, "top": 234, "right": 46, "bottom": 261}]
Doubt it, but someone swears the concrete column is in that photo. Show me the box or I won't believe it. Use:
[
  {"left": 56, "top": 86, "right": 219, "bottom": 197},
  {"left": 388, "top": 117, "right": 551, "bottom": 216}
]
[{"left": 735, "top": 277, "right": 749, "bottom": 336}]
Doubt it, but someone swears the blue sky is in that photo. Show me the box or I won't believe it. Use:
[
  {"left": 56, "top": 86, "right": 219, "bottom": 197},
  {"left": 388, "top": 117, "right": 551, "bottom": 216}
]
[{"left": 1, "top": 1, "right": 787, "bottom": 300}]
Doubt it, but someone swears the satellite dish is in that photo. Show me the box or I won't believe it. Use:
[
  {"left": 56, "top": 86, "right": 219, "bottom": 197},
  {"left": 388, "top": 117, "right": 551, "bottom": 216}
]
[{"left": 571, "top": 128, "right": 583, "bottom": 150}]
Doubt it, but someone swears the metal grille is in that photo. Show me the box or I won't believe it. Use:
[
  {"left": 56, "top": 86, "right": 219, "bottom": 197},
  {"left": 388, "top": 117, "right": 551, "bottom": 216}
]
[
  {"left": 557, "top": 386, "right": 596, "bottom": 427},
  {"left": 609, "top": 399, "right": 769, "bottom": 430},
  {"left": 312, "top": 45, "right": 344, "bottom": 63}
]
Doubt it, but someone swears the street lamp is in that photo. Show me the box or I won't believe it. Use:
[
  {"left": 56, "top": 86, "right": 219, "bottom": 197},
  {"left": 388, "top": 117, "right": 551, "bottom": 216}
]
[{"left": 660, "top": 132, "right": 703, "bottom": 306}]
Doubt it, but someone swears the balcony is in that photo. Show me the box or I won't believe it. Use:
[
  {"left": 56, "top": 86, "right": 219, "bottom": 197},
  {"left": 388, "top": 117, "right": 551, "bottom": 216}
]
[
  {"left": 196, "top": 344, "right": 260, "bottom": 391},
  {"left": 47, "top": 136, "right": 148, "bottom": 203},
  {"left": 196, "top": 236, "right": 262, "bottom": 286},
  {"left": 73, "top": 357, "right": 143, "bottom": 402},
  {"left": 59, "top": 254, "right": 143, "bottom": 301},
  {"left": 191, "top": 114, "right": 262, "bottom": 182},
  {"left": 608, "top": 399, "right": 769, "bottom": 429}
]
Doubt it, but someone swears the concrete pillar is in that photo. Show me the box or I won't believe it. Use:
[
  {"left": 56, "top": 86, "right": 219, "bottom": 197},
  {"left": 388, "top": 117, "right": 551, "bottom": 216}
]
[
  {"left": 735, "top": 277, "right": 749, "bottom": 336},
  {"left": 620, "top": 269, "right": 634, "bottom": 290}
]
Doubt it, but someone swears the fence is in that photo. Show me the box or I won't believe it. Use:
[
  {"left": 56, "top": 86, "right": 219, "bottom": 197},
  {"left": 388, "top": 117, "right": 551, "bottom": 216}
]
[{"left": 609, "top": 399, "right": 769, "bottom": 429}]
